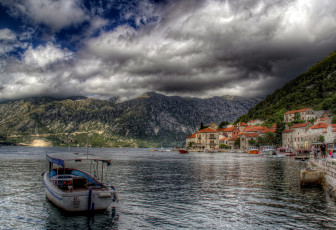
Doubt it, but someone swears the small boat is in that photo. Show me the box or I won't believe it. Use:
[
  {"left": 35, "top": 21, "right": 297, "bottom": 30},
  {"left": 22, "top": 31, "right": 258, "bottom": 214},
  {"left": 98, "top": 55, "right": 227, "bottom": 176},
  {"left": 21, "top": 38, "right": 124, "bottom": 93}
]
[
  {"left": 260, "top": 146, "right": 276, "bottom": 156},
  {"left": 277, "top": 147, "right": 294, "bottom": 157},
  {"left": 43, "top": 152, "right": 118, "bottom": 212},
  {"left": 248, "top": 146, "right": 259, "bottom": 154},
  {"left": 179, "top": 149, "right": 189, "bottom": 154}
]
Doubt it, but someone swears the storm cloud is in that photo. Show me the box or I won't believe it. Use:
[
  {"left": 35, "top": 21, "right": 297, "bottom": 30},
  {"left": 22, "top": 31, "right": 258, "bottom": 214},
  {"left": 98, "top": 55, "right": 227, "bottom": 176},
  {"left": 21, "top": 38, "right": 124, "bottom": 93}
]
[{"left": 0, "top": 0, "right": 336, "bottom": 100}]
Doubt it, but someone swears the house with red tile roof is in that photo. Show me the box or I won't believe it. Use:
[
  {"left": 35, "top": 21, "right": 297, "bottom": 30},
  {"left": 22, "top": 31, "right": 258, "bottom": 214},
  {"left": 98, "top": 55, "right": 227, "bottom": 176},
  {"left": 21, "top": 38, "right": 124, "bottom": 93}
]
[
  {"left": 186, "top": 133, "right": 197, "bottom": 147},
  {"left": 288, "top": 122, "right": 312, "bottom": 149},
  {"left": 217, "top": 127, "right": 240, "bottom": 139},
  {"left": 243, "top": 126, "right": 266, "bottom": 133},
  {"left": 236, "top": 122, "right": 248, "bottom": 132},
  {"left": 314, "top": 116, "right": 331, "bottom": 125},
  {"left": 193, "top": 127, "right": 219, "bottom": 150},
  {"left": 240, "top": 133, "right": 259, "bottom": 150},
  {"left": 282, "top": 129, "right": 294, "bottom": 148},
  {"left": 284, "top": 108, "right": 316, "bottom": 123},
  {"left": 226, "top": 136, "right": 240, "bottom": 149}
]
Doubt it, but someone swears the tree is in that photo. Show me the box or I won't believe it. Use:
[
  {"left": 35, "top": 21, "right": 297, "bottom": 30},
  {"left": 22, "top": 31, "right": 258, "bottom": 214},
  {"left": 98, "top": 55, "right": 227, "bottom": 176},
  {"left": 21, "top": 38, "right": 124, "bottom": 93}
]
[
  {"left": 319, "top": 135, "right": 325, "bottom": 143},
  {"left": 219, "top": 143, "right": 231, "bottom": 149},
  {"left": 275, "top": 121, "right": 286, "bottom": 146},
  {"left": 234, "top": 138, "right": 240, "bottom": 148},
  {"left": 200, "top": 122, "right": 205, "bottom": 130},
  {"left": 248, "top": 139, "right": 257, "bottom": 146},
  {"left": 219, "top": 121, "right": 230, "bottom": 128}
]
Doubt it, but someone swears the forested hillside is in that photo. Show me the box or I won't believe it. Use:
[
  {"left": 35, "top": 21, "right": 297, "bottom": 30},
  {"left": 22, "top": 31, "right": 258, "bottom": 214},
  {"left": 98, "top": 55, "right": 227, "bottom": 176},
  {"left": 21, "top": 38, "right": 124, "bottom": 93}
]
[{"left": 236, "top": 50, "right": 336, "bottom": 125}]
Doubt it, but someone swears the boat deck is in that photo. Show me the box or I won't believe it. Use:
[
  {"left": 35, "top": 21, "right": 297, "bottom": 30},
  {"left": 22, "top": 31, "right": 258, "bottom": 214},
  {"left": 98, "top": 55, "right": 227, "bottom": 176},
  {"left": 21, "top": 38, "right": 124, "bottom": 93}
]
[{"left": 48, "top": 168, "right": 107, "bottom": 192}]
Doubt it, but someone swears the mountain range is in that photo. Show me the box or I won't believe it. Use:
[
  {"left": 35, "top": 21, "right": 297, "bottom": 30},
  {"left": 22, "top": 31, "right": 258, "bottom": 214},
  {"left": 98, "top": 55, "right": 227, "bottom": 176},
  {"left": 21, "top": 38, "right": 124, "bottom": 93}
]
[{"left": 0, "top": 92, "right": 261, "bottom": 147}]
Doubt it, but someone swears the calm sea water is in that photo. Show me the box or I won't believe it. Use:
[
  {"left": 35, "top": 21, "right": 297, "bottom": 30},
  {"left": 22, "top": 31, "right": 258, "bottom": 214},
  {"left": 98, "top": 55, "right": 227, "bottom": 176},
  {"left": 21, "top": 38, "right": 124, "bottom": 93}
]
[{"left": 1, "top": 146, "right": 336, "bottom": 229}]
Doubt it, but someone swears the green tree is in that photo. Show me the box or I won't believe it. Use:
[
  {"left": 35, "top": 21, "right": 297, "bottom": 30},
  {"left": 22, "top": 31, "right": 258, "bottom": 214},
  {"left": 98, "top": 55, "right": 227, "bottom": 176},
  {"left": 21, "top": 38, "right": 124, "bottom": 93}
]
[
  {"left": 248, "top": 139, "right": 257, "bottom": 146},
  {"left": 219, "top": 143, "right": 231, "bottom": 149},
  {"left": 234, "top": 138, "right": 240, "bottom": 148},
  {"left": 319, "top": 135, "right": 325, "bottom": 143},
  {"left": 275, "top": 121, "right": 286, "bottom": 146},
  {"left": 219, "top": 121, "right": 230, "bottom": 128},
  {"left": 200, "top": 122, "right": 205, "bottom": 130}
]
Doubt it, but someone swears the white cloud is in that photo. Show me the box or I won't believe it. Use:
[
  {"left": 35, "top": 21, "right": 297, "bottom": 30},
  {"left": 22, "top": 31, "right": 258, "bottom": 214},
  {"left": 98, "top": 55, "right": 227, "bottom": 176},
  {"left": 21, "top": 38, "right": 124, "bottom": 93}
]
[
  {"left": 2, "top": 0, "right": 87, "bottom": 31},
  {"left": 23, "top": 43, "right": 73, "bottom": 68}
]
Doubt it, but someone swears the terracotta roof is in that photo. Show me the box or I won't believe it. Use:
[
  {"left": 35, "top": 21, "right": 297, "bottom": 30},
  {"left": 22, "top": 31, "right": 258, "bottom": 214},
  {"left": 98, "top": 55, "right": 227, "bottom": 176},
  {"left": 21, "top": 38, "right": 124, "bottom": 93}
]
[
  {"left": 315, "top": 117, "right": 328, "bottom": 122},
  {"left": 310, "top": 122, "right": 328, "bottom": 129},
  {"left": 330, "top": 124, "right": 336, "bottom": 128},
  {"left": 198, "top": 128, "right": 216, "bottom": 133},
  {"left": 290, "top": 122, "right": 311, "bottom": 129},
  {"left": 282, "top": 129, "right": 294, "bottom": 133},
  {"left": 220, "top": 137, "right": 228, "bottom": 141},
  {"left": 217, "top": 127, "right": 236, "bottom": 132},
  {"left": 227, "top": 136, "right": 239, "bottom": 141},
  {"left": 243, "top": 126, "right": 266, "bottom": 132},
  {"left": 237, "top": 132, "right": 243, "bottom": 136},
  {"left": 243, "top": 133, "right": 259, "bottom": 138},
  {"left": 260, "top": 128, "right": 276, "bottom": 134},
  {"left": 271, "top": 124, "right": 277, "bottom": 128},
  {"left": 237, "top": 122, "right": 248, "bottom": 126},
  {"left": 323, "top": 130, "right": 327, "bottom": 133},
  {"left": 186, "top": 133, "right": 196, "bottom": 138},
  {"left": 285, "top": 108, "right": 310, "bottom": 115},
  {"left": 333, "top": 129, "right": 336, "bottom": 132}
]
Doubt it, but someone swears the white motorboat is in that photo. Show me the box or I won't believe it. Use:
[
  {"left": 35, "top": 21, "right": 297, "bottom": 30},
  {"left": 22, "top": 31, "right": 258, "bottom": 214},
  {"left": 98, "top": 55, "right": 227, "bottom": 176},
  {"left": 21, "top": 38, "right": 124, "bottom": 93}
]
[
  {"left": 43, "top": 152, "right": 118, "bottom": 212},
  {"left": 260, "top": 146, "right": 276, "bottom": 156}
]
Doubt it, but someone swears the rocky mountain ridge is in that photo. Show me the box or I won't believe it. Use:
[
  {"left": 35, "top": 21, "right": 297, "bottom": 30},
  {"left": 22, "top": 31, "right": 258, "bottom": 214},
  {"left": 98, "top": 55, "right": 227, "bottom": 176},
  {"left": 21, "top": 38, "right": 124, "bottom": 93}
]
[{"left": 0, "top": 92, "right": 261, "bottom": 147}]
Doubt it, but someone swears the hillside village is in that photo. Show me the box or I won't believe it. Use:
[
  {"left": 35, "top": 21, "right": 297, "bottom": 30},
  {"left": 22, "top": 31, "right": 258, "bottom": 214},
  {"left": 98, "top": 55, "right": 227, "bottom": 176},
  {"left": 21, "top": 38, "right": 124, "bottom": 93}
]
[{"left": 186, "top": 108, "right": 336, "bottom": 151}]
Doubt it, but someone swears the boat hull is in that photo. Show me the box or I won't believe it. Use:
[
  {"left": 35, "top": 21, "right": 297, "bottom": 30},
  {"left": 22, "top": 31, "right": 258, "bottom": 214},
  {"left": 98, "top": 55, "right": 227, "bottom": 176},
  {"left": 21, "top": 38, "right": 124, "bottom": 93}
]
[
  {"left": 179, "top": 150, "right": 189, "bottom": 154},
  {"left": 248, "top": 150, "right": 259, "bottom": 154},
  {"left": 43, "top": 171, "right": 115, "bottom": 212}
]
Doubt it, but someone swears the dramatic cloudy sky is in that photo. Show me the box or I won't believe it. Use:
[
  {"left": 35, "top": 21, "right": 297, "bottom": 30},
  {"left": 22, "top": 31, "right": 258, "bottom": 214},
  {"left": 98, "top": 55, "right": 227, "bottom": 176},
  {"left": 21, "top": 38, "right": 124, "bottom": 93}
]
[{"left": 0, "top": 0, "right": 336, "bottom": 101}]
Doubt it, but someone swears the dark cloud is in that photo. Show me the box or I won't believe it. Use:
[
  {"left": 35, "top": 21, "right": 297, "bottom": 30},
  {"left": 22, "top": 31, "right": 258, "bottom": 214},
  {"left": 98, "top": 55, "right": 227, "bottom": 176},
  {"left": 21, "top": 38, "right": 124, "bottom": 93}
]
[{"left": 0, "top": 0, "right": 336, "bottom": 100}]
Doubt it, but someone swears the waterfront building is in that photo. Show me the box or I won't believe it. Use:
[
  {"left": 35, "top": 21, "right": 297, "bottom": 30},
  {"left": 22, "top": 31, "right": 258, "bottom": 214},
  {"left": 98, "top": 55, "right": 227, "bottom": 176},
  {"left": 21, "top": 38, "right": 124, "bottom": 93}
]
[
  {"left": 240, "top": 133, "right": 259, "bottom": 150},
  {"left": 289, "top": 122, "right": 312, "bottom": 149},
  {"left": 186, "top": 133, "right": 196, "bottom": 148},
  {"left": 194, "top": 128, "right": 219, "bottom": 149},
  {"left": 227, "top": 136, "right": 239, "bottom": 149},
  {"left": 282, "top": 129, "right": 294, "bottom": 148}
]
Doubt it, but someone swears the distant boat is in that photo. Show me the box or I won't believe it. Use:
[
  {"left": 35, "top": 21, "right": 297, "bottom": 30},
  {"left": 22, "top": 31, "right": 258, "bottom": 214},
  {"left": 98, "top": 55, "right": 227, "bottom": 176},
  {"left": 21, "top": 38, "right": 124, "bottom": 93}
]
[
  {"left": 260, "top": 146, "right": 276, "bottom": 156},
  {"left": 248, "top": 146, "right": 259, "bottom": 154},
  {"left": 179, "top": 149, "right": 189, "bottom": 154},
  {"left": 277, "top": 147, "right": 294, "bottom": 157},
  {"left": 43, "top": 152, "right": 118, "bottom": 212}
]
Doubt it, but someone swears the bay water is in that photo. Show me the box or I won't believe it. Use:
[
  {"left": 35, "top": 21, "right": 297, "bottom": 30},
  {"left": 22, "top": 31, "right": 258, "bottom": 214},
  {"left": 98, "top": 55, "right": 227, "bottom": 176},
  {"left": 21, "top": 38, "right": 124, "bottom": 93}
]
[{"left": 1, "top": 146, "right": 336, "bottom": 229}]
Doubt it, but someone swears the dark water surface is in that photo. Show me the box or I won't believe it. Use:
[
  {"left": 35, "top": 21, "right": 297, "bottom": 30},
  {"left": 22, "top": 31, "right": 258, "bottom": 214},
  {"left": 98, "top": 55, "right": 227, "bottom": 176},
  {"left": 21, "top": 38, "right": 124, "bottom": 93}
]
[{"left": 1, "top": 146, "right": 336, "bottom": 229}]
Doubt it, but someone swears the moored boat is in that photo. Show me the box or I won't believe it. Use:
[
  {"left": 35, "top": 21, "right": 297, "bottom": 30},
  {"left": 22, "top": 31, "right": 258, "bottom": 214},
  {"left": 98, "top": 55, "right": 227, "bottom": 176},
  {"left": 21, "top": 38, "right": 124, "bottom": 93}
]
[
  {"left": 277, "top": 147, "right": 294, "bottom": 157},
  {"left": 43, "top": 152, "right": 118, "bottom": 212},
  {"left": 260, "top": 145, "right": 276, "bottom": 156},
  {"left": 248, "top": 146, "right": 259, "bottom": 154},
  {"left": 179, "top": 149, "right": 189, "bottom": 154}
]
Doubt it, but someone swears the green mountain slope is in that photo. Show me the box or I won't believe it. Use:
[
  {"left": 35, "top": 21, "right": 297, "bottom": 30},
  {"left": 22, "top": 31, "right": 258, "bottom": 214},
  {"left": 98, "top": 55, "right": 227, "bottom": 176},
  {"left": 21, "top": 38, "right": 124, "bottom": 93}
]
[{"left": 236, "top": 50, "right": 336, "bottom": 125}]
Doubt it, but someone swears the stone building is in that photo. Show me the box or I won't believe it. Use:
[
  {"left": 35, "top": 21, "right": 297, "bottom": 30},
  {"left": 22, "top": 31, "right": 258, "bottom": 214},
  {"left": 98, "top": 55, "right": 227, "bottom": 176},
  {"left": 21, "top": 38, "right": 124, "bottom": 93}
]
[
  {"left": 240, "top": 133, "right": 259, "bottom": 150},
  {"left": 185, "top": 133, "right": 196, "bottom": 148},
  {"left": 284, "top": 108, "right": 316, "bottom": 123},
  {"left": 194, "top": 128, "right": 219, "bottom": 149},
  {"left": 282, "top": 122, "right": 312, "bottom": 149}
]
